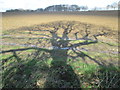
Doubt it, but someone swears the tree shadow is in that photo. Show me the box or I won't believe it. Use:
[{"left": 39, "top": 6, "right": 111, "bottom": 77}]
[
  {"left": 1, "top": 20, "right": 118, "bottom": 88},
  {"left": 2, "top": 49, "right": 50, "bottom": 88},
  {"left": 44, "top": 49, "right": 80, "bottom": 88}
]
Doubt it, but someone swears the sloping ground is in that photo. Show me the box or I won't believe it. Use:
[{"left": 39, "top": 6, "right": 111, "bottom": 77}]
[
  {"left": 1, "top": 12, "right": 119, "bottom": 88},
  {"left": 2, "top": 21, "right": 118, "bottom": 66},
  {"left": 2, "top": 21, "right": 119, "bottom": 88},
  {"left": 2, "top": 10, "right": 118, "bottom": 31}
]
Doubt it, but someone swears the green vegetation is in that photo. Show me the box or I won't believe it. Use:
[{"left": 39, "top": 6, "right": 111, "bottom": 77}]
[
  {"left": 1, "top": 20, "right": 119, "bottom": 88},
  {"left": 1, "top": 49, "right": 120, "bottom": 88}
]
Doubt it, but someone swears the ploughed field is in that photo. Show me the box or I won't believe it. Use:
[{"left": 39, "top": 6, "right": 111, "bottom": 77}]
[{"left": 1, "top": 11, "right": 120, "bottom": 88}]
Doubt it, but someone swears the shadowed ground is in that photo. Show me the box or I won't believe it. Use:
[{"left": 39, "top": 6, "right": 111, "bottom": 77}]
[{"left": 1, "top": 21, "right": 119, "bottom": 88}]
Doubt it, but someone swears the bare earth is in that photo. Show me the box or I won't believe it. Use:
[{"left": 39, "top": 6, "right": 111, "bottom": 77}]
[
  {"left": 2, "top": 11, "right": 118, "bottom": 31},
  {"left": 2, "top": 11, "right": 119, "bottom": 66},
  {"left": 1, "top": 11, "right": 119, "bottom": 88}
]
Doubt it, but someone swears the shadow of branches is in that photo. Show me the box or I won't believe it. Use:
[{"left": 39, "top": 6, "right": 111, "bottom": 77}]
[{"left": 1, "top": 21, "right": 119, "bottom": 88}]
